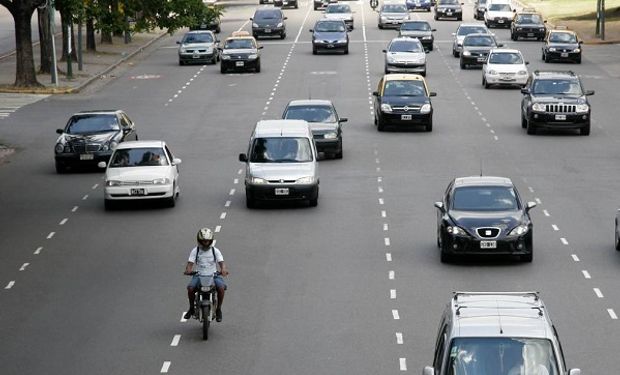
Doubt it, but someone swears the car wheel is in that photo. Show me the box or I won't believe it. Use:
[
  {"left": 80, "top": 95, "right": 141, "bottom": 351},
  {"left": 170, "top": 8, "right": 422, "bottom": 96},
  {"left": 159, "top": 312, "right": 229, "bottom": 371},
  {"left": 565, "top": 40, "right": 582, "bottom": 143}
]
[
  {"left": 425, "top": 117, "right": 432, "bottom": 132},
  {"left": 615, "top": 221, "right": 620, "bottom": 250},
  {"left": 314, "top": 5, "right": 318, "bottom": 10},
  {"left": 460, "top": 59, "right": 466, "bottom": 69},
  {"left": 246, "top": 191, "right": 256, "bottom": 209},
  {"left": 377, "top": 116, "right": 386, "bottom": 131},
  {"left": 428, "top": 44, "right": 433, "bottom": 51},
  {"left": 220, "top": 63, "right": 226, "bottom": 74},
  {"left": 483, "top": 77, "right": 490, "bottom": 89},
  {"left": 526, "top": 122, "right": 537, "bottom": 135},
  {"left": 281, "top": 32, "right": 286, "bottom": 39},
  {"left": 104, "top": 199, "right": 115, "bottom": 211},
  {"left": 309, "top": 196, "right": 318, "bottom": 207},
  {"left": 453, "top": 49, "right": 459, "bottom": 58},
  {"left": 521, "top": 114, "right": 528, "bottom": 129},
  {"left": 179, "top": 60, "right": 184, "bottom": 66},
  {"left": 434, "top": 15, "right": 438, "bottom": 20},
  {"left": 344, "top": 46, "right": 349, "bottom": 55},
  {"left": 457, "top": 16, "right": 462, "bottom": 21},
  {"left": 439, "top": 235, "right": 452, "bottom": 263},
  {"left": 378, "top": 24, "right": 383, "bottom": 29},
  {"left": 544, "top": 52, "right": 550, "bottom": 63},
  {"left": 576, "top": 56, "right": 582, "bottom": 64},
  {"left": 521, "top": 251, "right": 533, "bottom": 262},
  {"left": 335, "top": 147, "right": 343, "bottom": 159},
  {"left": 55, "top": 161, "right": 67, "bottom": 174},
  {"left": 421, "top": 70, "right": 426, "bottom": 77},
  {"left": 216, "top": 26, "right": 221, "bottom": 34},
  {"left": 313, "top": 45, "right": 318, "bottom": 55},
  {"left": 580, "top": 124, "right": 590, "bottom": 136}
]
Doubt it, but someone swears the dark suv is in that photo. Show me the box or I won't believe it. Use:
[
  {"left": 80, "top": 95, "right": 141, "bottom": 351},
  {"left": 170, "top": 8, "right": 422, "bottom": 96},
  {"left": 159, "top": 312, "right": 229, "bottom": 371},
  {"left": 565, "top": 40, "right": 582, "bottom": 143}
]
[
  {"left": 251, "top": 8, "right": 287, "bottom": 39},
  {"left": 520, "top": 70, "right": 594, "bottom": 135}
]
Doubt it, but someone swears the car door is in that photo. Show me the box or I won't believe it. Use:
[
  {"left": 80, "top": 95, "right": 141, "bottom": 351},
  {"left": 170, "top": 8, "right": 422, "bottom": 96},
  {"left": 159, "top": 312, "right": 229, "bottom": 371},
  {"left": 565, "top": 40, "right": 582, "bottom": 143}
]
[{"left": 165, "top": 145, "right": 179, "bottom": 183}]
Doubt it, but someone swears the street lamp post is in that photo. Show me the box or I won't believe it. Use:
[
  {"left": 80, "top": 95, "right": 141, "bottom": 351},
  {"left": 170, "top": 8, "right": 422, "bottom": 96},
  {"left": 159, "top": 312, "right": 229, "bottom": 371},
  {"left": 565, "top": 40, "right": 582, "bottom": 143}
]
[{"left": 48, "top": 0, "right": 58, "bottom": 85}]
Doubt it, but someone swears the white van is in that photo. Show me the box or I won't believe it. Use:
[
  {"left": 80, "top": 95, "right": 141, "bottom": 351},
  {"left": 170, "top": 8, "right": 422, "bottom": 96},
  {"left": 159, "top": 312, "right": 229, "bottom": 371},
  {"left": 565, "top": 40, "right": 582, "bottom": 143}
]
[
  {"left": 239, "top": 120, "right": 319, "bottom": 208},
  {"left": 484, "top": 0, "right": 515, "bottom": 28}
]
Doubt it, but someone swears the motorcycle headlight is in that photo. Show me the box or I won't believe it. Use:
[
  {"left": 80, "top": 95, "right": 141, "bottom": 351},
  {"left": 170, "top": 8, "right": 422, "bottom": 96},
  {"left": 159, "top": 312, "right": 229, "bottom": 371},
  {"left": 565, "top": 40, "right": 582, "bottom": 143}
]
[
  {"left": 248, "top": 54, "right": 258, "bottom": 59},
  {"left": 252, "top": 22, "right": 259, "bottom": 28},
  {"left": 532, "top": 103, "right": 546, "bottom": 112},
  {"left": 55, "top": 143, "right": 65, "bottom": 153},
  {"left": 221, "top": 54, "right": 231, "bottom": 60},
  {"left": 420, "top": 103, "right": 432, "bottom": 114},
  {"left": 462, "top": 50, "right": 471, "bottom": 56},
  {"left": 574, "top": 48, "right": 581, "bottom": 53},
  {"left": 106, "top": 180, "right": 122, "bottom": 187},
  {"left": 153, "top": 178, "right": 170, "bottom": 185},
  {"left": 251, "top": 177, "right": 267, "bottom": 184},
  {"left": 277, "top": 22, "right": 283, "bottom": 28},
  {"left": 508, "top": 225, "right": 529, "bottom": 236},
  {"left": 575, "top": 104, "right": 589, "bottom": 113},
  {"left": 549, "top": 47, "right": 556, "bottom": 52},
  {"left": 296, "top": 176, "right": 314, "bottom": 184},
  {"left": 324, "top": 131, "right": 338, "bottom": 139},
  {"left": 517, "top": 70, "right": 527, "bottom": 75},
  {"left": 380, "top": 103, "right": 392, "bottom": 113},
  {"left": 447, "top": 226, "right": 467, "bottom": 236}
]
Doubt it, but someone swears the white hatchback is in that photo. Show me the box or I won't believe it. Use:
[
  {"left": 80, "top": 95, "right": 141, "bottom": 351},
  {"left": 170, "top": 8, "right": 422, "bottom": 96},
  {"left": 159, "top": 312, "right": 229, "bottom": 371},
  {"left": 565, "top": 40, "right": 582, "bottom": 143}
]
[
  {"left": 99, "top": 140, "right": 181, "bottom": 209},
  {"left": 482, "top": 48, "right": 529, "bottom": 89}
]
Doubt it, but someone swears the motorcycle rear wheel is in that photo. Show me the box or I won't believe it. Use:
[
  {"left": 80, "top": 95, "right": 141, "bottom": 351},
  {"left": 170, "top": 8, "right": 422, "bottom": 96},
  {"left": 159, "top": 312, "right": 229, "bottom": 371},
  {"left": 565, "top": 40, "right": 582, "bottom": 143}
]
[{"left": 202, "top": 305, "right": 211, "bottom": 340}]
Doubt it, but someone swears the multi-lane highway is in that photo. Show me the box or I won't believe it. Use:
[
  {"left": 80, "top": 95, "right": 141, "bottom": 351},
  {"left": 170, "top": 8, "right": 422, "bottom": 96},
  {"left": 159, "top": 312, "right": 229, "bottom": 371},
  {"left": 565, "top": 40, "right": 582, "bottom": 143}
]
[{"left": 1, "top": 0, "right": 620, "bottom": 374}]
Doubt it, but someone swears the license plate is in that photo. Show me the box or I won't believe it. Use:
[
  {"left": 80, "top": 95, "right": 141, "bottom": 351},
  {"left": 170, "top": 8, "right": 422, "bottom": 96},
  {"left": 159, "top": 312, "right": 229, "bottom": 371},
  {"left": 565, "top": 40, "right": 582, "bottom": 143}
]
[
  {"left": 477, "top": 57, "right": 486, "bottom": 62},
  {"left": 80, "top": 154, "right": 94, "bottom": 160},
  {"left": 192, "top": 54, "right": 200, "bottom": 59},
  {"left": 391, "top": 21, "right": 399, "bottom": 24},
  {"left": 327, "top": 43, "right": 334, "bottom": 48},
  {"left": 446, "top": 12, "right": 452, "bottom": 15},
  {"left": 480, "top": 241, "right": 497, "bottom": 249},
  {"left": 264, "top": 29, "right": 271, "bottom": 33},
  {"left": 130, "top": 188, "right": 146, "bottom": 196},
  {"left": 561, "top": 52, "right": 568, "bottom": 57},
  {"left": 275, "top": 188, "right": 289, "bottom": 195},
  {"left": 235, "top": 61, "right": 244, "bottom": 67},
  {"left": 401, "top": 114, "right": 412, "bottom": 120},
  {"left": 527, "top": 33, "right": 534, "bottom": 36},
  {"left": 498, "top": 19, "right": 504, "bottom": 23},
  {"left": 555, "top": 114, "right": 567, "bottom": 120}
]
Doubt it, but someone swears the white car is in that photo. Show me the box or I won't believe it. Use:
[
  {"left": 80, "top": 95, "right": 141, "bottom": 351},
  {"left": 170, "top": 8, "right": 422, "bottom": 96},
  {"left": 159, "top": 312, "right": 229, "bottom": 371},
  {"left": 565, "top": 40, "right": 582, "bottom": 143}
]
[
  {"left": 323, "top": 3, "right": 354, "bottom": 30},
  {"left": 484, "top": 0, "right": 514, "bottom": 28},
  {"left": 482, "top": 49, "right": 529, "bottom": 89},
  {"left": 99, "top": 140, "right": 181, "bottom": 209}
]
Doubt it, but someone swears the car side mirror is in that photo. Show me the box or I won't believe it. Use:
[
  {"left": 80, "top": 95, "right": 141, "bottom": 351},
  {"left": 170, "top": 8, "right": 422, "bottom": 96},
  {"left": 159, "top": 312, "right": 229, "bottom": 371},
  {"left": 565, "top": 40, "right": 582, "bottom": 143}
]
[
  {"left": 97, "top": 161, "right": 107, "bottom": 169},
  {"left": 215, "top": 39, "right": 220, "bottom": 43},
  {"left": 56, "top": 129, "right": 64, "bottom": 134},
  {"left": 544, "top": 20, "right": 547, "bottom": 23},
  {"left": 568, "top": 369, "right": 581, "bottom": 375},
  {"left": 172, "top": 158, "right": 182, "bottom": 165},
  {"left": 431, "top": 29, "right": 437, "bottom": 31},
  {"left": 258, "top": 46, "right": 264, "bottom": 49},
  {"left": 239, "top": 153, "right": 248, "bottom": 162},
  {"left": 250, "top": 17, "right": 253, "bottom": 20},
  {"left": 284, "top": 17, "right": 288, "bottom": 20},
  {"left": 176, "top": 41, "right": 181, "bottom": 44},
  {"left": 217, "top": 47, "right": 223, "bottom": 51},
  {"left": 527, "top": 201, "right": 537, "bottom": 209},
  {"left": 309, "top": 29, "right": 314, "bottom": 32},
  {"left": 434, "top": 201, "right": 444, "bottom": 210},
  {"left": 525, "top": 61, "right": 530, "bottom": 65},
  {"left": 382, "top": 49, "right": 387, "bottom": 53},
  {"left": 585, "top": 90, "right": 595, "bottom": 96},
  {"left": 521, "top": 88, "right": 530, "bottom": 94},
  {"left": 429, "top": 92, "right": 437, "bottom": 97},
  {"left": 372, "top": 91, "right": 379, "bottom": 96},
  {"left": 339, "top": 118, "right": 348, "bottom": 123},
  {"left": 578, "top": 41, "right": 583, "bottom": 45},
  {"left": 451, "top": 32, "right": 456, "bottom": 36},
  {"left": 497, "top": 43, "right": 504, "bottom": 47},
  {"left": 423, "top": 367, "right": 435, "bottom": 375}
]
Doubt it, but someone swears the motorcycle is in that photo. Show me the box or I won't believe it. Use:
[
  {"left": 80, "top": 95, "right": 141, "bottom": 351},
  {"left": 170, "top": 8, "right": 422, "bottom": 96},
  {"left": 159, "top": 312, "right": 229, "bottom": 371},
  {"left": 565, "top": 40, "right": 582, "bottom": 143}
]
[{"left": 187, "top": 273, "right": 218, "bottom": 340}]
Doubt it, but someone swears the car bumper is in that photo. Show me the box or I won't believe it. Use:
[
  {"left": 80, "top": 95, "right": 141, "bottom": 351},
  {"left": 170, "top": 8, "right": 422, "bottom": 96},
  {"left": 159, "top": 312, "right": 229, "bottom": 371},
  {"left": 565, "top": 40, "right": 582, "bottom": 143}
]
[
  {"left": 246, "top": 183, "right": 319, "bottom": 201},
  {"left": 314, "top": 138, "right": 341, "bottom": 153},
  {"left": 221, "top": 59, "right": 259, "bottom": 71},
  {"left": 442, "top": 234, "right": 532, "bottom": 256},
  {"left": 179, "top": 51, "right": 217, "bottom": 63},
  {"left": 253, "top": 27, "right": 285, "bottom": 36},
  {"left": 380, "top": 112, "right": 432, "bottom": 126},
  {"left": 314, "top": 42, "right": 348, "bottom": 51},
  {"left": 485, "top": 74, "right": 528, "bottom": 85},
  {"left": 513, "top": 29, "right": 545, "bottom": 39},
  {"left": 461, "top": 54, "right": 488, "bottom": 66},
  {"left": 380, "top": 19, "right": 407, "bottom": 28},
  {"left": 385, "top": 62, "right": 426, "bottom": 73},
  {"left": 486, "top": 18, "right": 511, "bottom": 27},
  {"left": 545, "top": 51, "right": 581, "bottom": 62},
  {"left": 528, "top": 112, "right": 590, "bottom": 128},
  {"left": 104, "top": 184, "right": 175, "bottom": 200},
  {"left": 435, "top": 10, "right": 461, "bottom": 19},
  {"left": 55, "top": 151, "right": 112, "bottom": 166}
]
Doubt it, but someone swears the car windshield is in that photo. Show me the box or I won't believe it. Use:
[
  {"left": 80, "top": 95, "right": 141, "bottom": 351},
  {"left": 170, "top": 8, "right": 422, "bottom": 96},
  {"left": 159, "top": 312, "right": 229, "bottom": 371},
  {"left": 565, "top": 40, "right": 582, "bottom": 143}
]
[
  {"left": 389, "top": 40, "right": 423, "bottom": 52},
  {"left": 488, "top": 3, "right": 511, "bottom": 11},
  {"left": 549, "top": 32, "right": 577, "bottom": 43},
  {"left": 383, "top": 80, "right": 427, "bottom": 96},
  {"left": 489, "top": 52, "right": 523, "bottom": 64},
  {"left": 326, "top": 4, "right": 350, "bottom": 13},
  {"left": 478, "top": 0, "right": 487, "bottom": 4},
  {"left": 446, "top": 338, "right": 559, "bottom": 375},
  {"left": 254, "top": 10, "right": 282, "bottom": 20},
  {"left": 284, "top": 105, "right": 337, "bottom": 123},
  {"left": 109, "top": 147, "right": 169, "bottom": 168},
  {"left": 517, "top": 14, "right": 543, "bottom": 24},
  {"left": 452, "top": 186, "right": 519, "bottom": 211},
  {"left": 225, "top": 38, "right": 255, "bottom": 49},
  {"left": 182, "top": 33, "right": 213, "bottom": 43},
  {"left": 382, "top": 4, "right": 407, "bottom": 12},
  {"left": 66, "top": 114, "right": 120, "bottom": 134},
  {"left": 463, "top": 35, "right": 495, "bottom": 46},
  {"left": 402, "top": 22, "right": 431, "bottom": 31},
  {"left": 315, "top": 21, "right": 346, "bottom": 32},
  {"left": 458, "top": 26, "right": 488, "bottom": 36},
  {"left": 439, "top": 0, "right": 459, "bottom": 5},
  {"left": 250, "top": 137, "right": 313, "bottom": 163},
  {"left": 531, "top": 79, "right": 583, "bottom": 95}
]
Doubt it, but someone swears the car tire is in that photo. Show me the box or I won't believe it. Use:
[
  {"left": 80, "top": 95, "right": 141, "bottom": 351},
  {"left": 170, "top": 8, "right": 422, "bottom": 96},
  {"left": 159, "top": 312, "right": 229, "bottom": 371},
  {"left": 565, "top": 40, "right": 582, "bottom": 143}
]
[
  {"left": 483, "top": 77, "right": 490, "bottom": 89},
  {"left": 576, "top": 56, "right": 582, "bottom": 64},
  {"left": 615, "top": 221, "right": 620, "bottom": 250},
  {"left": 453, "top": 49, "right": 459, "bottom": 57},
  {"left": 377, "top": 117, "right": 386, "bottom": 131},
  {"left": 335, "top": 146, "right": 343, "bottom": 159},
  {"left": 295, "top": 2, "right": 298, "bottom": 8},
  {"left": 434, "top": 15, "right": 438, "bottom": 20},
  {"left": 511, "top": 33, "right": 516, "bottom": 41},
  {"left": 425, "top": 117, "right": 432, "bottom": 132},
  {"left": 55, "top": 161, "right": 67, "bottom": 174},
  {"left": 246, "top": 191, "right": 256, "bottom": 209},
  {"left": 344, "top": 46, "right": 349, "bottom": 55},
  {"left": 521, "top": 251, "right": 533, "bottom": 262},
  {"left": 309, "top": 196, "right": 318, "bottom": 207},
  {"left": 255, "top": 59, "right": 261, "bottom": 73},
  {"left": 220, "top": 63, "right": 226, "bottom": 74},
  {"left": 216, "top": 26, "right": 221, "bottom": 34},
  {"left": 313, "top": 45, "right": 318, "bottom": 55},
  {"left": 104, "top": 199, "right": 115, "bottom": 211},
  {"left": 281, "top": 32, "right": 286, "bottom": 39},
  {"left": 544, "top": 52, "right": 550, "bottom": 63},
  {"left": 428, "top": 44, "right": 433, "bottom": 51},
  {"left": 457, "top": 16, "right": 462, "bottom": 21},
  {"left": 526, "top": 122, "right": 537, "bottom": 135},
  {"left": 460, "top": 59, "right": 466, "bottom": 69},
  {"left": 314, "top": 5, "right": 318, "bottom": 10},
  {"left": 521, "top": 114, "right": 528, "bottom": 129},
  {"left": 421, "top": 70, "right": 426, "bottom": 77},
  {"left": 378, "top": 24, "right": 383, "bottom": 29},
  {"left": 580, "top": 124, "right": 590, "bottom": 136}
]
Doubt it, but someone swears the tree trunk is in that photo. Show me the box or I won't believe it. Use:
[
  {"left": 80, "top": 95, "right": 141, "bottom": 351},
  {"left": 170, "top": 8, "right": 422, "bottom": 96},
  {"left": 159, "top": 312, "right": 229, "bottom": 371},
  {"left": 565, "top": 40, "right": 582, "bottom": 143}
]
[
  {"left": 37, "top": 6, "right": 52, "bottom": 74},
  {"left": 86, "top": 17, "right": 96, "bottom": 51},
  {"left": 8, "top": 2, "right": 42, "bottom": 87}
]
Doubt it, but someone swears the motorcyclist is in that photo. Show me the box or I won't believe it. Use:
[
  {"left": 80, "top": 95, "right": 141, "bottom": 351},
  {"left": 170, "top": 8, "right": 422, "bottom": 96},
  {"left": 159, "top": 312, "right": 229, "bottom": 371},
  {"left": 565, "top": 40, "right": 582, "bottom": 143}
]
[{"left": 183, "top": 228, "right": 229, "bottom": 321}]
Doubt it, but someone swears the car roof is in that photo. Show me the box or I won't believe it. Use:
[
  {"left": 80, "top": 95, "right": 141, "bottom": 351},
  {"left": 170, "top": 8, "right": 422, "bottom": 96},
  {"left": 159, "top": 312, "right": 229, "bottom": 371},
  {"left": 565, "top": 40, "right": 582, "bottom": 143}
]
[
  {"left": 383, "top": 73, "right": 426, "bottom": 82},
  {"left": 185, "top": 30, "right": 214, "bottom": 34},
  {"left": 116, "top": 140, "right": 165, "bottom": 149},
  {"left": 453, "top": 176, "right": 513, "bottom": 187},
  {"left": 450, "top": 292, "right": 551, "bottom": 339},
  {"left": 227, "top": 31, "right": 256, "bottom": 41},
  {"left": 532, "top": 70, "right": 578, "bottom": 79},
  {"left": 549, "top": 29, "right": 576, "bottom": 35},
  {"left": 489, "top": 48, "right": 521, "bottom": 54},
  {"left": 458, "top": 23, "right": 487, "bottom": 28},
  {"left": 287, "top": 99, "right": 334, "bottom": 106},
  {"left": 390, "top": 36, "right": 422, "bottom": 43},
  {"left": 402, "top": 20, "right": 430, "bottom": 24},
  {"left": 254, "top": 120, "right": 311, "bottom": 138},
  {"left": 75, "top": 110, "right": 122, "bottom": 115}
]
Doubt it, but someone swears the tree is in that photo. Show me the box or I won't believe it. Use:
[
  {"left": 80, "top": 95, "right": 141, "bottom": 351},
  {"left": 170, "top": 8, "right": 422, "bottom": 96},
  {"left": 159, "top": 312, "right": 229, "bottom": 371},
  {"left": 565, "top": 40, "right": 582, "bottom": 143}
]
[
  {"left": 37, "top": 5, "right": 52, "bottom": 73},
  {"left": 0, "top": 0, "right": 47, "bottom": 87}
]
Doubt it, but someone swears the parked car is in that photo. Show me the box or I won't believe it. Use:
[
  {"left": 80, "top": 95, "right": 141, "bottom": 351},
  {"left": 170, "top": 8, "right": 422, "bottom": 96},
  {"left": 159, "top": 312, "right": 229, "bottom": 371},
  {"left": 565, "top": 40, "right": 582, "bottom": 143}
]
[
  {"left": 251, "top": 7, "right": 287, "bottom": 39},
  {"left": 482, "top": 49, "right": 529, "bottom": 88},
  {"left": 459, "top": 33, "right": 501, "bottom": 69},
  {"left": 434, "top": 0, "right": 464, "bottom": 21},
  {"left": 383, "top": 37, "right": 428, "bottom": 75},
  {"left": 323, "top": 3, "right": 354, "bottom": 30},
  {"left": 399, "top": 21, "right": 436, "bottom": 51},
  {"left": 378, "top": 3, "right": 410, "bottom": 29},
  {"left": 54, "top": 110, "right": 138, "bottom": 173},
  {"left": 451, "top": 23, "right": 491, "bottom": 57},
  {"left": 219, "top": 31, "right": 263, "bottom": 73},
  {"left": 99, "top": 140, "right": 181, "bottom": 209},
  {"left": 177, "top": 30, "right": 219, "bottom": 65},
  {"left": 310, "top": 20, "right": 349, "bottom": 55}
]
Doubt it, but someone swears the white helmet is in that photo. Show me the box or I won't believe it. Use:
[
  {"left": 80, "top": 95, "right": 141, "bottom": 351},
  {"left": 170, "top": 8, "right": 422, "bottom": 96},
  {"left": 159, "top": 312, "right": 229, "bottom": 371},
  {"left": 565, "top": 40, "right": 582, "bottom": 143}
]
[{"left": 197, "top": 228, "right": 214, "bottom": 243}]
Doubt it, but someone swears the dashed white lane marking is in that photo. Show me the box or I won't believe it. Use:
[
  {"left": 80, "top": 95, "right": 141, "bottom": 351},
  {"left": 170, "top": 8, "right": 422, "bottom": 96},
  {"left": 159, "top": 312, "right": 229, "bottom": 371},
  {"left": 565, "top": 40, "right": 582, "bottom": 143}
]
[
  {"left": 220, "top": 212, "right": 227, "bottom": 220},
  {"left": 238, "top": 169, "right": 243, "bottom": 175},
  {"left": 378, "top": 186, "right": 384, "bottom": 193},
  {"left": 384, "top": 237, "right": 391, "bottom": 246},
  {"left": 233, "top": 179, "right": 238, "bottom": 184},
  {"left": 170, "top": 335, "right": 181, "bottom": 346},
  {"left": 399, "top": 358, "right": 407, "bottom": 371},
  {"left": 560, "top": 238, "right": 568, "bottom": 245},
  {"left": 571, "top": 254, "right": 580, "bottom": 262},
  {"left": 396, "top": 332, "right": 403, "bottom": 344},
  {"left": 535, "top": 198, "right": 542, "bottom": 204},
  {"left": 215, "top": 225, "right": 222, "bottom": 233},
  {"left": 543, "top": 209, "right": 550, "bottom": 217},
  {"left": 19, "top": 263, "right": 29, "bottom": 271},
  {"left": 229, "top": 189, "right": 236, "bottom": 196},
  {"left": 92, "top": 184, "right": 98, "bottom": 190},
  {"left": 386, "top": 253, "right": 392, "bottom": 261},
  {"left": 377, "top": 176, "right": 382, "bottom": 182},
  {"left": 180, "top": 312, "right": 188, "bottom": 322},
  {"left": 594, "top": 288, "right": 604, "bottom": 298},
  {"left": 5, "top": 281, "right": 15, "bottom": 289},
  {"left": 582, "top": 270, "right": 591, "bottom": 279},
  {"left": 494, "top": 136, "right": 499, "bottom": 141},
  {"left": 608, "top": 309, "right": 618, "bottom": 320},
  {"left": 390, "top": 289, "right": 397, "bottom": 299},
  {"left": 381, "top": 210, "right": 387, "bottom": 218},
  {"left": 59, "top": 218, "right": 68, "bottom": 225},
  {"left": 392, "top": 310, "right": 400, "bottom": 320},
  {"left": 383, "top": 223, "right": 389, "bottom": 231},
  {"left": 47, "top": 232, "right": 55, "bottom": 239},
  {"left": 82, "top": 194, "right": 88, "bottom": 200},
  {"left": 376, "top": 167, "right": 381, "bottom": 172},
  {"left": 160, "top": 361, "right": 171, "bottom": 373},
  {"left": 225, "top": 200, "right": 231, "bottom": 207},
  {"left": 552, "top": 224, "right": 559, "bottom": 231},
  {"left": 379, "top": 198, "right": 384, "bottom": 205},
  {"left": 72, "top": 206, "right": 78, "bottom": 212},
  {"left": 34, "top": 246, "right": 43, "bottom": 255},
  {"left": 389, "top": 270, "right": 395, "bottom": 280}
]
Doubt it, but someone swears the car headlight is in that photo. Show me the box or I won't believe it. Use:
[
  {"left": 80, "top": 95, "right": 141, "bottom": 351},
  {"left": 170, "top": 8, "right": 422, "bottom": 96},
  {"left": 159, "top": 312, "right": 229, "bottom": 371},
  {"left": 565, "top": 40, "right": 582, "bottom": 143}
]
[
  {"left": 106, "top": 180, "right": 122, "bottom": 187},
  {"left": 517, "top": 27, "right": 523, "bottom": 31},
  {"left": 420, "top": 103, "right": 432, "bottom": 114},
  {"left": 380, "top": 103, "right": 392, "bottom": 113},
  {"left": 488, "top": 69, "right": 498, "bottom": 75},
  {"left": 539, "top": 28, "right": 545, "bottom": 31},
  {"left": 422, "top": 36, "right": 432, "bottom": 40},
  {"left": 221, "top": 54, "right": 231, "bottom": 60},
  {"left": 337, "top": 39, "right": 347, "bottom": 44},
  {"left": 179, "top": 48, "right": 187, "bottom": 53},
  {"left": 447, "top": 226, "right": 467, "bottom": 236},
  {"left": 153, "top": 178, "right": 170, "bottom": 185},
  {"left": 462, "top": 50, "right": 471, "bottom": 56},
  {"left": 455, "top": 9, "right": 462, "bottom": 12},
  {"left": 251, "top": 177, "right": 267, "bottom": 184},
  {"left": 277, "top": 22, "right": 283, "bottom": 28},
  {"left": 55, "top": 143, "right": 65, "bottom": 153},
  {"left": 549, "top": 47, "right": 556, "bottom": 52},
  {"left": 387, "top": 54, "right": 396, "bottom": 63},
  {"left": 508, "top": 225, "right": 529, "bottom": 236},
  {"left": 109, "top": 141, "right": 119, "bottom": 150},
  {"left": 252, "top": 22, "right": 259, "bottom": 28},
  {"left": 248, "top": 54, "right": 258, "bottom": 59},
  {"left": 575, "top": 104, "right": 589, "bottom": 113},
  {"left": 532, "top": 103, "right": 546, "bottom": 112},
  {"left": 324, "top": 132, "right": 338, "bottom": 139},
  {"left": 296, "top": 176, "right": 314, "bottom": 184},
  {"left": 380, "top": 16, "right": 387, "bottom": 21},
  {"left": 574, "top": 48, "right": 581, "bottom": 53},
  {"left": 518, "top": 70, "right": 527, "bottom": 75}
]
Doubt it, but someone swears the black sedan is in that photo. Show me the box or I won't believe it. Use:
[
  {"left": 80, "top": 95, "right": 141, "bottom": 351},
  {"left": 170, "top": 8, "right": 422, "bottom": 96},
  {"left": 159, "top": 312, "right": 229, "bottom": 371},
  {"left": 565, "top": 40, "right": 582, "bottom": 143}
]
[
  {"left": 434, "top": 176, "right": 536, "bottom": 263},
  {"left": 542, "top": 29, "right": 582, "bottom": 63},
  {"left": 510, "top": 11, "right": 546, "bottom": 41},
  {"left": 54, "top": 110, "right": 138, "bottom": 173},
  {"left": 399, "top": 21, "right": 436, "bottom": 51},
  {"left": 310, "top": 20, "right": 349, "bottom": 55},
  {"left": 459, "top": 33, "right": 501, "bottom": 69},
  {"left": 434, "top": 0, "right": 463, "bottom": 21}
]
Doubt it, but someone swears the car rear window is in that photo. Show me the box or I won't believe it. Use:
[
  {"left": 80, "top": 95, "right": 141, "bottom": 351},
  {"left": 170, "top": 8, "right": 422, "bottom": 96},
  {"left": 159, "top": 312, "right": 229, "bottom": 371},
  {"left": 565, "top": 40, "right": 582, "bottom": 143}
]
[
  {"left": 402, "top": 22, "right": 431, "bottom": 31},
  {"left": 66, "top": 114, "right": 120, "bottom": 134},
  {"left": 250, "top": 137, "right": 313, "bottom": 163},
  {"left": 452, "top": 186, "right": 519, "bottom": 211},
  {"left": 109, "top": 147, "right": 169, "bottom": 167}
]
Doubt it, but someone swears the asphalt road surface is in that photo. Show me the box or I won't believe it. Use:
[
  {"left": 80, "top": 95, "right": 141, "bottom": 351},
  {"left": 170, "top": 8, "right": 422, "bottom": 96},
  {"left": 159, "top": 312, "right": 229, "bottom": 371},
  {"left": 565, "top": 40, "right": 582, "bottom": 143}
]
[{"left": 1, "top": 0, "right": 619, "bottom": 374}]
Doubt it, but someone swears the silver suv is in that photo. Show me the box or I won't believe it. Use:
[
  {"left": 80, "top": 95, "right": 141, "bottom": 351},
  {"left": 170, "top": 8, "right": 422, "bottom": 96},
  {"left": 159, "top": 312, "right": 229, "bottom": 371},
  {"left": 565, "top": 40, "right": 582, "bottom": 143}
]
[
  {"left": 423, "top": 292, "right": 581, "bottom": 375},
  {"left": 177, "top": 30, "right": 219, "bottom": 65}
]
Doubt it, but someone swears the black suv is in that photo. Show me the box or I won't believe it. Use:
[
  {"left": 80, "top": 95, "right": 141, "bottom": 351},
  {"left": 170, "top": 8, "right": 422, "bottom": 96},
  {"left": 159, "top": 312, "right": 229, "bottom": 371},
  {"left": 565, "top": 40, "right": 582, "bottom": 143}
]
[
  {"left": 520, "top": 70, "right": 594, "bottom": 135},
  {"left": 510, "top": 10, "right": 546, "bottom": 41}
]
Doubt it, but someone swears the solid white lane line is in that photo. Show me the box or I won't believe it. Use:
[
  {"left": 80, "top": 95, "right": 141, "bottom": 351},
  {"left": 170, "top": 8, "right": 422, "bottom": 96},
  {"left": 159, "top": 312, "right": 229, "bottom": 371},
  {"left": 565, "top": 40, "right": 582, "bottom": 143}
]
[
  {"left": 561, "top": 238, "right": 568, "bottom": 245},
  {"left": 220, "top": 212, "right": 227, "bottom": 220},
  {"left": 161, "top": 361, "right": 171, "bottom": 373},
  {"left": 82, "top": 194, "right": 88, "bottom": 200},
  {"left": 390, "top": 289, "right": 397, "bottom": 299},
  {"left": 5, "top": 281, "right": 15, "bottom": 289},
  {"left": 608, "top": 309, "right": 618, "bottom": 320},
  {"left": 92, "top": 183, "right": 98, "bottom": 189},
  {"left": 381, "top": 210, "right": 387, "bottom": 218},
  {"left": 400, "top": 358, "right": 407, "bottom": 371},
  {"left": 229, "top": 189, "right": 236, "bottom": 196},
  {"left": 552, "top": 224, "right": 559, "bottom": 231},
  {"left": 490, "top": 129, "right": 495, "bottom": 134},
  {"left": 215, "top": 225, "right": 222, "bottom": 233},
  {"left": 47, "top": 232, "right": 55, "bottom": 239},
  {"left": 571, "top": 254, "right": 580, "bottom": 262},
  {"left": 594, "top": 288, "right": 604, "bottom": 298},
  {"left": 543, "top": 209, "right": 550, "bottom": 216},
  {"left": 582, "top": 270, "right": 591, "bottom": 279},
  {"left": 396, "top": 332, "right": 403, "bottom": 344},
  {"left": 34, "top": 247, "right": 43, "bottom": 255},
  {"left": 384, "top": 238, "right": 391, "bottom": 246},
  {"left": 377, "top": 167, "right": 381, "bottom": 172},
  {"left": 389, "top": 270, "right": 394, "bottom": 280},
  {"left": 59, "top": 218, "right": 68, "bottom": 225},
  {"left": 19, "top": 263, "right": 29, "bottom": 271},
  {"left": 392, "top": 310, "right": 400, "bottom": 320},
  {"left": 170, "top": 335, "right": 181, "bottom": 346},
  {"left": 386, "top": 253, "right": 392, "bottom": 261},
  {"left": 383, "top": 223, "right": 389, "bottom": 231},
  {"left": 225, "top": 200, "right": 231, "bottom": 207},
  {"left": 494, "top": 136, "right": 499, "bottom": 141},
  {"left": 180, "top": 312, "right": 188, "bottom": 322}
]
